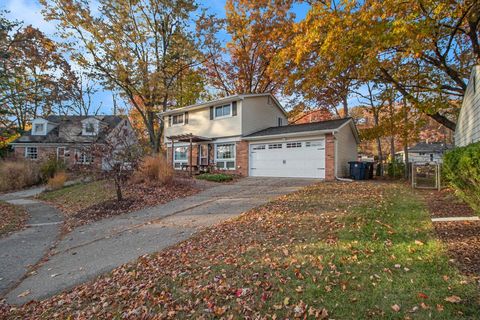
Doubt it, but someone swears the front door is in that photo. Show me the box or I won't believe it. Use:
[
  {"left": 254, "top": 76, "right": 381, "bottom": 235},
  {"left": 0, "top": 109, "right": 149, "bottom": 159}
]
[{"left": 198, "top": 144, "right": 209, "bottom": 166}]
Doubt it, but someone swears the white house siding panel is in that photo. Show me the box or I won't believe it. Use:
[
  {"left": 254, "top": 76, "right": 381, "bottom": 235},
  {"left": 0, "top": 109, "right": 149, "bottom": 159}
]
[
  {"left": 241, "top": 96, "right": 288, "bottom": 136},
  {"left": 335, "top": 124, "right": 358, "bottom": 177},
  {"left": 164, "top": 103, "right": 242, "bottom": 139},
  {"left": 455, "top": 66, "right": 480, "bottom": 147}
]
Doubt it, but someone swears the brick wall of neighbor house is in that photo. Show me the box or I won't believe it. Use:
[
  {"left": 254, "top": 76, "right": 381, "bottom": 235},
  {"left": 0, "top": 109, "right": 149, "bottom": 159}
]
[
  {"left": 325, "top": 133, "right": 335, "bottom": 181},
  {"left": 13, "top": 145, "right": 100, "bottom": 169}
]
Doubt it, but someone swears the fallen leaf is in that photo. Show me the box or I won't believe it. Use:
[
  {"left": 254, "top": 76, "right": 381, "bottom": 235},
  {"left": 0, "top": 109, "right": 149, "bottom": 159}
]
[
  {"left": 417, "top": 292, "right": 429, "bottom": 299},
  {"left": 284, "top": 297, "right": 290, "bottom": 306},
  {"left": 444, "top": 295, "right": 462, "bottom": 303},
  {"left": 17, "top": 290, "right": 30, "bottom": 298},
  {"left": 391, "top": 304, "right": 401, "bottom": 312}
]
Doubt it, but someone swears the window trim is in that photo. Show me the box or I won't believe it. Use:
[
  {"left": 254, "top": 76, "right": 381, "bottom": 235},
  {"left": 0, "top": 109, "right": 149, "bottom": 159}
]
[
  {"left": 214, "top": 103, "right": 232, "bottom": 119},
  {"left": 215, "top": 143, "right": 236, "bottom": 170},
  {"left": 25, "top": 146, "right": 38, "bottom": 160},
  {"left": 171, "top": 113, "right": 185, "bottom": 126},
  {"left": 76, "top": 150, "right": 94, "bottom": 165},
  {"left": 34, "top": 123, "right": 45, "bottom": 135}
]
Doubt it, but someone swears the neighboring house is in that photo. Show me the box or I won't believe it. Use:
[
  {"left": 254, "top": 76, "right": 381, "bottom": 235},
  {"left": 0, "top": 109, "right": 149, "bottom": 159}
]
[
  {"left": 10, "top": 115, "right": 136, "bottom": 169},
  {"left": 396, "top": 142, "right": 452, "bottom": 163},
  {"left": 161, "top": 93, "right": 359, "bottom": 180},
  {"left": 455, "top": 65, "right": 480, "bottom": 147}
]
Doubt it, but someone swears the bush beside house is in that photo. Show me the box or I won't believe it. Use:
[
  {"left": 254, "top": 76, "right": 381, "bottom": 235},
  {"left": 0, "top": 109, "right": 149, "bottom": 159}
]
[{"left": 443, "top": 142, "right": 480, "bottom": 214}]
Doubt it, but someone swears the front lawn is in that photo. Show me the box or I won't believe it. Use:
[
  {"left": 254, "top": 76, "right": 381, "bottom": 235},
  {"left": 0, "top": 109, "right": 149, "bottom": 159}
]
[
  {"left": 3, "top": 182, "right": 479, "bottom": 319},
  {"left": 0, "top": 201, "right": 28, "bottom": 237}
]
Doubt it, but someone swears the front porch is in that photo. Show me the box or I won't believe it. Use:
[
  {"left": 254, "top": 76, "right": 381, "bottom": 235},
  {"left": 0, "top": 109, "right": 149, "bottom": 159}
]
[{"left": 166, "top": 134, "right": 248, "bottom": 176}]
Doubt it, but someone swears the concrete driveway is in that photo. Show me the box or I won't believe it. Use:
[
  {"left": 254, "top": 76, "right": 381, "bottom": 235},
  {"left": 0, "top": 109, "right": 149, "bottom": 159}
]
[{"left": 3, "top": 177, "right": 318, "bottom": 305}]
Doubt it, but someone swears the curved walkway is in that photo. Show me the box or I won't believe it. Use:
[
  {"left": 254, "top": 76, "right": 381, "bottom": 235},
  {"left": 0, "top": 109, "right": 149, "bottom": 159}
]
[{"left": 0, "top": 188, "right": 63, "bottom": 296}]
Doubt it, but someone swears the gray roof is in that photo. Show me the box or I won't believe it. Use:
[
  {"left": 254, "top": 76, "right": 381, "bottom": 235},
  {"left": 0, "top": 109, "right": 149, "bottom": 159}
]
[
  {"left": 244, "top": 118, "right": 353, "bottom": 138},
  {"left": 12, "top": 115, "right": 124, "bottom": 144},
  {"left": 408, "top": 142, "right": 452, "bottom": 153}
]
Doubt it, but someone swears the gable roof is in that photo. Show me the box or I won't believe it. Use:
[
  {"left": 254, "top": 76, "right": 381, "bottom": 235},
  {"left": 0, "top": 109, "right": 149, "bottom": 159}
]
[
  {"left": 244, "top": 118, "right": 359, "bottom": 142},
  {"left": 408, "top": 142, "right": 452, "bottom": 153},
  {"left": 159, "top": 93, "right": 287, "bottom": 117},
  {"left": 11, "top": 115, "right": 125, "bottom": 144}
]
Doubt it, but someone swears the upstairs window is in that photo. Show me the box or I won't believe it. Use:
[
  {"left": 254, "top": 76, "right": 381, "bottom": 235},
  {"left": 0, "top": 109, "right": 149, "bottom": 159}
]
[
  {"left": 214, "top": 104, "right": 231, "bottom": 118},
  {"left": 172, "top": 114, "right": 184, "bottom": 126}
]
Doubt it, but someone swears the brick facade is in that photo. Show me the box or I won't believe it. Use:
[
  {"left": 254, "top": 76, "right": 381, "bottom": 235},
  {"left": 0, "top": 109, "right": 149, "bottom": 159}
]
[
  {"left": 12, "top": 145, "right": 101, "bottom": 169},
  {"left": 324, "top": 133, "right": 335, "bottom": 181}
]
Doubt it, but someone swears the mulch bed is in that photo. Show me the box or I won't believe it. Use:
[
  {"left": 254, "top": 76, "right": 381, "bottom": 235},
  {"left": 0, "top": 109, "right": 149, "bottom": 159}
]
[
  {"left": 421, "top": 188, "right": 480, "bottom": 277},
  {"left": 421, "top": 188, "right": 475, "bottom": 218},
  {"left": 64, "top": 179, "right": 199, "bottom": 231}
]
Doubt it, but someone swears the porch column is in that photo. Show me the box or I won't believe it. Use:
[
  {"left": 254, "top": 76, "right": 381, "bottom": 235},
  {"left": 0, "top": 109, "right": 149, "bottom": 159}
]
[
  {"left": 189, "top": 137, "right": 193, "bottom": 176},
  {"left": 171, "top": 139, "right": 175, "bottom": 168}
]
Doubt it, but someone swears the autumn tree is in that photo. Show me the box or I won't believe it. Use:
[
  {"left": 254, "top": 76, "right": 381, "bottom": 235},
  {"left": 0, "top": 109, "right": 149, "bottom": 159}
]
[
  {"left": 41, "top": 0, "right": 209, "bottom": 152},
  {"left": 285, "top": 0, "right": 479, "bottom": 130},
  {"left": 201, "top": 0, "right": 295, "bottom": 95},
  {"left": 0, "top": 13, "right": 74, "bottom": 131}
]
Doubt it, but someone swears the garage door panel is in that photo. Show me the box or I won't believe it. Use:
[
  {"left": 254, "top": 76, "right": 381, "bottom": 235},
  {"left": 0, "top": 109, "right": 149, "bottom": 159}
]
[{"left": 250, "top": 140, "right": 325, "bottom": 179}]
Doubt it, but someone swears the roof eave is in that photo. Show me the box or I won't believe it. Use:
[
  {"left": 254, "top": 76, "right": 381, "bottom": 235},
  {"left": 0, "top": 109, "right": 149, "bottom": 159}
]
[{"left": 242, "top": 129, "right": 336, "bottom": 141}]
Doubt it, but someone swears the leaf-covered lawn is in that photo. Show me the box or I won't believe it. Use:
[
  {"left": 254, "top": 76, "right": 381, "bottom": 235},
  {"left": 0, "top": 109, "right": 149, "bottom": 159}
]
[
  {"left": 0, "top": 200, "right": 28, "bottom": 237},
  {"left": 37, "top": 179, "right": 199, "bottom": 232},
  {"left": 2, "top": 182, "right": 479, "bottom": 319}
]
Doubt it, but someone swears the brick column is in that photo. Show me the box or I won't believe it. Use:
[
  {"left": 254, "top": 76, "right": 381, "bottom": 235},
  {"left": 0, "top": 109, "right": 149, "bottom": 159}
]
[
  {"left": 236, "top": 141, "right": 249, "bottom": 176},
  {"left": 325, "top": 133, "right": 335, "bottom": 181}
]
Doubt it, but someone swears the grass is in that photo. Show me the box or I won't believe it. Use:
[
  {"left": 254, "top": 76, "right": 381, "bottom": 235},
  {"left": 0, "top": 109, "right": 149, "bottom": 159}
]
[
  {"left": 37, "top": 180, "right": 115, "bottom": 213},
  {"left": 0, "top": 200, "right": 28, "bottom": 237},
  {"left": 195, "top": 173, "right": 234, "bottom": 182},
  {"left": 5, "top": 182, "right": 480, "bottom": 319}
]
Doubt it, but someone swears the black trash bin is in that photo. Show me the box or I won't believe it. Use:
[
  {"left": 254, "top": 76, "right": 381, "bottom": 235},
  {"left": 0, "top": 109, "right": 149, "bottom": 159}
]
[
  {"left": 348, "top": 161, "right": 366, "bottom": 180},
  {"left": 363, "top": 162, "right": 374, "bottom": 179}
]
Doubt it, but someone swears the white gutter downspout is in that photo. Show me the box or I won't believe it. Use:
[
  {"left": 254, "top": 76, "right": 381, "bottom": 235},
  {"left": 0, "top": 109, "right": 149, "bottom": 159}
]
[{"left": 332, "top": 131, "right": 354, "bottom": 182}]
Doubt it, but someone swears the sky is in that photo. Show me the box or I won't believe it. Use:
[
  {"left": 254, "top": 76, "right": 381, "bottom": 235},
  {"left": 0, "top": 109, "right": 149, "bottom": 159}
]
[{"left": 2, "top": 0, "right": 358, "bottom": 114}]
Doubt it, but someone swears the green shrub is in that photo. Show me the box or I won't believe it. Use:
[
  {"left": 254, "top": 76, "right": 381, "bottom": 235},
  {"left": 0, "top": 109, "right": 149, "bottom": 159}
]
[
  {"left": 196, "top": 173, "right": 234, "bottom": 182},
  {"left": 39, "top": 157, "right": 66, "bottom": 182},
  {"left": 0, "top": 159, "right": 42, "bottom": 192},
  {"left": 443, "top": 142, "right": 480, "bottom": 214},
  {"left": 386, "top": 160, "right": 405, "bottom": 179}
]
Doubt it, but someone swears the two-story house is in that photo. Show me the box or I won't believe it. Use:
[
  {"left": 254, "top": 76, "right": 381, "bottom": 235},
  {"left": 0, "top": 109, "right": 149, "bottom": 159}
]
[
  {"left": 11, "top": 115, "right": 136, "bottom": 170},
  {"left": 162, "top": 93, "right": 359, "bottom": 180}
]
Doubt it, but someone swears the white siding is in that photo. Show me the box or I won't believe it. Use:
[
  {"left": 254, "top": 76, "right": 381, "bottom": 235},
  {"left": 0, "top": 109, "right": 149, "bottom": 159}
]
[
  {"left": 455, "top": 65, "right": 480, "bottom": 147},
  {"left": 241, "top": 96, "right": 288, "bottom": 136},
  {"left": 164, "top": 103, "right": 242, "bottom": 139},
  {"left": 335, "top": 123, "right": 358, "bottom": 177}
]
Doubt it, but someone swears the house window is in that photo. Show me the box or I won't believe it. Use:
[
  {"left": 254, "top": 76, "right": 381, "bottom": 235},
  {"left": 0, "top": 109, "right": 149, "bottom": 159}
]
[
  {"left": 268, "top": 143, "right": 282, "bottom": 149},
  {"left": 286, "top": 142, "right": 302, "bottom": 148},
  {"left": 278, "top": 117, "right": 283, "bottom": 126},
  {"left": 174, "top": 146, "right": 188, "bottom": 169},
  {"left": 85, "top": 123, "right": 95, "bottom": 133},
  {"left": 25, "top": 147, "right": 38, "bottom": 159},
  {"left": 172, "top": 114, "right": 184, "bottom": 126},
  {"left": 34, "top": 123, "right": 44, "bottom": 134},
  {"left": 215, "top": 143, "right": 235, "bottom": 170},
  {"left": 214, "top": 104, "right": 231, "bottom": 118},
  {"left": 76, "top": 151, "right": 93, "bottom": 164}
]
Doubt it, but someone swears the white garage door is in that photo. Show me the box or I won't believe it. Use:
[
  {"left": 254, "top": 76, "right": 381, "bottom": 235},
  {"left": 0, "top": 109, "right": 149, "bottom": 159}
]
[{"left": 249, "top": 139, "right": 325, "bottom": 178}]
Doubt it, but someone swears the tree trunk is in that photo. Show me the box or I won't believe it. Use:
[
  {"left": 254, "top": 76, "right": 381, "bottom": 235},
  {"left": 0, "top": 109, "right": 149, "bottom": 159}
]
[
  {"left": 342, "top": 95, "right": 348, "bottom": 117},
  {"left": 390, "top": 137, "right": 395, "bottom": 161},
  {"left": 115, "top": 179, "right": 123, "bottom": 201}
]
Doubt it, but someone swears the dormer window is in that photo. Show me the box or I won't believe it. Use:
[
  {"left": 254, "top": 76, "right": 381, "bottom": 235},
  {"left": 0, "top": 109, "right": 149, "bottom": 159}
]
[
  {"left": 31, "top": 119, "right": 48, "bottom": 135},
  {"left": 85, "top": 123, "right": 95, "bottom": 133},
  {"left": 82, "top": 118, "right": 99, "bottom": 136},
  {"left": 34, "top": 123, "right": 44, "bottom": 134}
]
